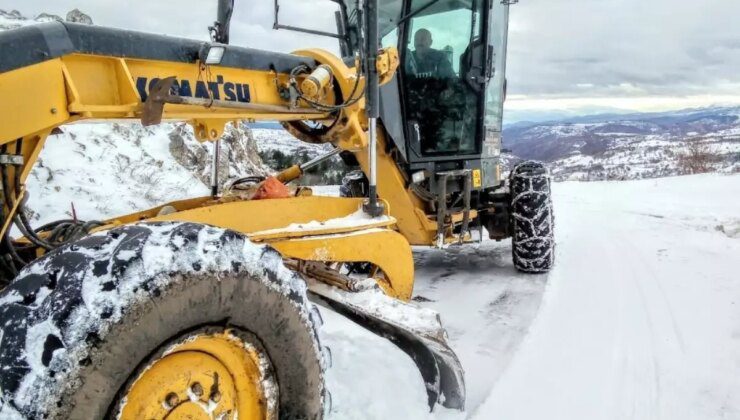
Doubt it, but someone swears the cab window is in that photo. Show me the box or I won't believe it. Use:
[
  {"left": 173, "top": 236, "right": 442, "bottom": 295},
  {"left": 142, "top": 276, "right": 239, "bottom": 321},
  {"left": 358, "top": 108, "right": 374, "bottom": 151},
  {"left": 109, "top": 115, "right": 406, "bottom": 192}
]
[{"left": 401, "top": 1, "right": 484, "bottom": 156}]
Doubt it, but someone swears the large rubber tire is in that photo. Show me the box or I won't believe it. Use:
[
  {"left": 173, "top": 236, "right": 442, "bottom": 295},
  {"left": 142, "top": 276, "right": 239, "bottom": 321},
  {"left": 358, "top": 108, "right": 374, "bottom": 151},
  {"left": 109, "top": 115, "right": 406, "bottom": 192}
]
[
  {"left": 510, "top": 161, "right": 555, "bottom": 273},
  {"left": 0, "top": 222, "right": 325, "bottom": 419}
]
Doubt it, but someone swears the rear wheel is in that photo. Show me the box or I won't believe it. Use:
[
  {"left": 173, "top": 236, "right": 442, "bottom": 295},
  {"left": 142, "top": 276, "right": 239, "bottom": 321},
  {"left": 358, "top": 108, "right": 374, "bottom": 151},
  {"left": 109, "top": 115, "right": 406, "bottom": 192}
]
[
  {"left": 510, "top": 161, "right": 555, "bottom": 273},
  {"left": 0, "top": 222, "right": 325, "bottom": 419}
]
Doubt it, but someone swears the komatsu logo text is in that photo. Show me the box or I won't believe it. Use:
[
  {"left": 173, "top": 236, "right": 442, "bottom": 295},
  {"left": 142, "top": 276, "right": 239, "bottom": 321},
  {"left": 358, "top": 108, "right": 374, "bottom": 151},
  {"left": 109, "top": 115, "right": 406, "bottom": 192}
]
[{"left": 136, "top": 76, "right": 251, "bottom": 103}]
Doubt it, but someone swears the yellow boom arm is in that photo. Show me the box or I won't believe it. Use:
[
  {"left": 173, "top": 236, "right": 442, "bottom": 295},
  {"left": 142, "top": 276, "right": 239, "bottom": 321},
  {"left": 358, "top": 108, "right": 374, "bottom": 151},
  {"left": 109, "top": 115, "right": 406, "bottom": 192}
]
[{"left": 0, "top": 22, "right": 445, "bottom": 298}]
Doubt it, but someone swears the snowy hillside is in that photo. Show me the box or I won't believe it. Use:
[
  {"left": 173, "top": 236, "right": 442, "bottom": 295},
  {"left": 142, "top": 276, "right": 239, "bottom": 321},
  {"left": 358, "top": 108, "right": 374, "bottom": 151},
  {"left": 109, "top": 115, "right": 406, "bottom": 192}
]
[
  {"left": 250, "top": 127, "right": 347, "bottom": 184},
  {"left": 504, "top": 107, "right": 740, "bottom": 180},
  {"left": 25, "top": 122, "right": 266, "bottom": 225},
  {"left": 0, "top": 9, "right": 268, "bottom": 225},
  {"left": 317, "top": 173, "right": 740, "bottom": 419},
  {"left": 26, "top": 124, "right": 205, "bottom": 225}
]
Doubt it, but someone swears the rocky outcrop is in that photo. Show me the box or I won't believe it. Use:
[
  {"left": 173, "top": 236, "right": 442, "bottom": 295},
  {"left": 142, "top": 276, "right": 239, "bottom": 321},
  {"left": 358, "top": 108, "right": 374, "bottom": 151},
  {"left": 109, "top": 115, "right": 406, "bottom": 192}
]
[
  {"left": 0, "top": 10, "right": 23, "bottom": 20},
  {"left": 169, "top": 123, "right": 268, "bottom": 189},
  {"left": 0, "top": 8, "right": 92, "bottom": 30},
  {"left": 65, "top": 9, "right": 93, "bottom": 25},
  {"left": 35, "top": 13, "right": 63, "bottom": 23}
]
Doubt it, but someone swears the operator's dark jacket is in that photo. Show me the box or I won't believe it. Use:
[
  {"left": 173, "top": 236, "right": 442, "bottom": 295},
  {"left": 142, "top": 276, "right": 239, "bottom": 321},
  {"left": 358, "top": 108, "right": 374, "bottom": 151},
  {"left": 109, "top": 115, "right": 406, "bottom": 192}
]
[{"left": 408, "top": 49, "right": 454, "bottom": 79}]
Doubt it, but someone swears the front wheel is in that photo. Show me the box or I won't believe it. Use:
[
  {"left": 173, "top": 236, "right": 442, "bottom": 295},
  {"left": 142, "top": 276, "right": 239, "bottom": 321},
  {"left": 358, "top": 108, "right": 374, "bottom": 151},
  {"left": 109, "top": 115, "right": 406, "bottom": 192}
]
[
  {"left": 0, "top": 222, "right": 325, "bottom": 419},
  {"left": 510, "top": 161, "right": 555, "bottom": 273}
]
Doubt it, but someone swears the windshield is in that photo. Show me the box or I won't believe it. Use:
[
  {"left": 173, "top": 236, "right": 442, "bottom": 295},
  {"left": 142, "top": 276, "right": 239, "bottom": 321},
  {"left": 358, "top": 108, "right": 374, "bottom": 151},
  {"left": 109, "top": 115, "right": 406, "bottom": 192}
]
[{"left": 341, "top": 0, "right": 479, "bottom": 53}]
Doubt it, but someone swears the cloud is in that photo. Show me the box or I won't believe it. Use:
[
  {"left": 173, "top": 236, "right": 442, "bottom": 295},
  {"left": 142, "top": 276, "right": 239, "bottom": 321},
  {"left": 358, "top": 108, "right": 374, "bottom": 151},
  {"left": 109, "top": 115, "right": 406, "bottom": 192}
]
[
  {"left": 506, "top": 0, "right": 740, "bottom": 103},
  {"left": 2, "top": 0, "right": 343, "bottom": 51},
  {"left": 4, "top": 0, "right": 739, "bottom": 111}
]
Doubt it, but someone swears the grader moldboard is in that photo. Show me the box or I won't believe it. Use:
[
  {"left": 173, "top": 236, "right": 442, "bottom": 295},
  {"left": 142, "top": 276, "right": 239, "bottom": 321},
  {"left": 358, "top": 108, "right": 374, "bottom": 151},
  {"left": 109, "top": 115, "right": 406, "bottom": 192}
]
[{"left": 0, "top": 0, "right": 554, "bottom": 418}]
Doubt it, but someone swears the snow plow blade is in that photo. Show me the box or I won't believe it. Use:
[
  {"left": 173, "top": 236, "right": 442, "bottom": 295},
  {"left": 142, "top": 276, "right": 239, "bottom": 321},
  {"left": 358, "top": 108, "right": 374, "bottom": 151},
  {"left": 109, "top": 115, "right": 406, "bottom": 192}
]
[{"left": 307, "top": 282, "right": 465, "bottom": 411}]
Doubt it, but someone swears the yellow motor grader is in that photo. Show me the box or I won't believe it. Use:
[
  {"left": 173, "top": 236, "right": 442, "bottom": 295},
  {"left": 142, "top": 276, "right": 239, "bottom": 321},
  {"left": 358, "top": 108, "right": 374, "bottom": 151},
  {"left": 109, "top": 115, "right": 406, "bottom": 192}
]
[{"left": 0, "top": 0, "right": 553, "bottom": 418}]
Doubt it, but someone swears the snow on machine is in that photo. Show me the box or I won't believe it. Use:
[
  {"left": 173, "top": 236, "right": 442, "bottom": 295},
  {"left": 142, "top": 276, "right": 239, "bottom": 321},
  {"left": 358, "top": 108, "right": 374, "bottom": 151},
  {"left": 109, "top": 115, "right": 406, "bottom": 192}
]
[{"left": 0, "top": 0, "right": 553, "bottom": 418}]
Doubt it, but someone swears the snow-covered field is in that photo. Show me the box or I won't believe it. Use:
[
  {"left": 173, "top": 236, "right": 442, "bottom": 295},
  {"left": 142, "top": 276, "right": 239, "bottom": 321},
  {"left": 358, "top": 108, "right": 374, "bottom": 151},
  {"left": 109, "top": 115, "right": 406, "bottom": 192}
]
[
  {"left": 4, "top": 10, "right": 739, "bottom": 419},
  {"left": 24, "top": 122, "right": 265, "bottom": 226},
  {"left": 319, "top": 173, "right": 740, "bottom": 419},
  {"left": 13, "top": 120, "right": 740, "bottom": 419}
]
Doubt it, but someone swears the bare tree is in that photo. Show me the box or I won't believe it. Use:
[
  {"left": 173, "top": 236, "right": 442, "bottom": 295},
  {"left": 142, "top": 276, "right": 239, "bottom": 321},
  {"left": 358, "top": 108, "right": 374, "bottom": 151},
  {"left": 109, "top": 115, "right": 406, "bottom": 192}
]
[{"left": 678, "top": 139, "right": 713, "bottom": 174}]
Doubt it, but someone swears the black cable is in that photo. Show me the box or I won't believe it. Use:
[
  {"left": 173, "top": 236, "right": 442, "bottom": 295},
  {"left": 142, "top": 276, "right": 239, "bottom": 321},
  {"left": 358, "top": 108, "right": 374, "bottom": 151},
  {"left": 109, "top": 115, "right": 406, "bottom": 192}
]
[
  {"left": 0, "top": 145, "right": 12, "bottom": 211},
  {"left": 410, "top": 182, "right": 436, "bottom": 202},
  {"left": 3, "top": 234, "right": 25, "bottom": 266},
  {"left": 289, "top": 58, "right": 365, "bottom": 112},
  {"left": 0, "top": 139, "right": 102, "bottom": 286},
  {"left": 3, "top": 140, "right": 100, "bottom": 252},
  {"left": 14, "top": 210, "right": 54, "bottom": 250},
  {"left": 289, "top": 0, "right": 368, "bottom": 114},
  {"left": 3, "top": 139, "right": 27, "bottom": 264},
  {"left": 0, "top": 150, "right": 16, "bottom": 282},
  {"left": 33, "top": 219, "right": 78, "bottom": 232},
  {"left": 1, "top": 141, "right": 54, "bottom": 250},
  {"left": 14, "top": 138, "right": 102, "bottom": 247},
  {"left": 0, "top": 252, "right": 16, "bottom": 278},
  {"left": 229, "top": 175, "right": 266, "bottom": 191},
  {"left": 0, "top": 148, "right": 12, "bottom": 278},
  {"left": 0, "top": 144, "right": 44, "bottom": 250},
  {"left": 43, "top": 220, "right": 103, "bottom": 244},
  {"left": 0, "top": 142, "right": 24, "bottom": 276}
]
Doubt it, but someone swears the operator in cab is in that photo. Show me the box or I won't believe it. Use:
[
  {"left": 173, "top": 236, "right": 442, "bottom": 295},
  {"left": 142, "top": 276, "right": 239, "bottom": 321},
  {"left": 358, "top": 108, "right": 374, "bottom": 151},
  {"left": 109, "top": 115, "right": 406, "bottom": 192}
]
[
  {"left": 408, "top": 28, "right": 454, "bottom": 79},
  {"left": 405, "top": 28, "right": 460, "bottom": 154}
]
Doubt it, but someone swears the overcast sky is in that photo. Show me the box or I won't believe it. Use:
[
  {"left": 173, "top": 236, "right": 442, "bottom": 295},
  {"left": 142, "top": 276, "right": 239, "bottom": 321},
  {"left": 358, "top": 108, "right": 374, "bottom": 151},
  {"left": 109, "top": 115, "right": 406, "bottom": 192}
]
[{"left": 5, "top": 0, "right": 740, "bottom": 114}]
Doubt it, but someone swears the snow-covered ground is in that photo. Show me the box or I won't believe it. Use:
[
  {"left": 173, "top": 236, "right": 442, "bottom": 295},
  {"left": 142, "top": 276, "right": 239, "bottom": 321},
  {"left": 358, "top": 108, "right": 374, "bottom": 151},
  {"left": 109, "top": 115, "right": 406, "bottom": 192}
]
[
  {"left": 17, "top": 121, "right": 740, "bottom": 419},
  {"left": 24, "top": 122, "right": 265, "bottom": 226},
  {"left": 5, "top": 10, "right": 739, "bottom": 419},
  {"left": 25, "top": 123, "right": 208, "bottom": 225},
  {"left": 319, "top": 173, "right": 740, "bottom": 419}
]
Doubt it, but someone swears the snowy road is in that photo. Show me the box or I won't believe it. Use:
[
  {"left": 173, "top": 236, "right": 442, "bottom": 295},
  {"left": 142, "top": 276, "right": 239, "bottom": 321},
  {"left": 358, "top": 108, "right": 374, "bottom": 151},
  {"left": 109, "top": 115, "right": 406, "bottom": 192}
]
[{"left": 321, "top": 174, "right": 740, "bottom": 419}]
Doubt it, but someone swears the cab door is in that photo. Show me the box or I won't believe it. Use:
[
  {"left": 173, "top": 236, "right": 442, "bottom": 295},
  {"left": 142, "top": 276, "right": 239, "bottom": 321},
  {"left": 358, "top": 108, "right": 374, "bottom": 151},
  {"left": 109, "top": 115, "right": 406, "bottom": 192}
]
[{"left": 398, "top": 0, "right": 487, "bottom": 162}]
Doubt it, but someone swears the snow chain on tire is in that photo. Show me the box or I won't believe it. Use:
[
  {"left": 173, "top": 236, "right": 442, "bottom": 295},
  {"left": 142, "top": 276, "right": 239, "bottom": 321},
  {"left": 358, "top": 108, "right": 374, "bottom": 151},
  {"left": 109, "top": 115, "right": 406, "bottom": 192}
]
[
  {"left": 0, "top": 222, "right": 327, "bottom": 419},
  {"left": 510, "top": 161, "right": 555, "bottom": 273}
]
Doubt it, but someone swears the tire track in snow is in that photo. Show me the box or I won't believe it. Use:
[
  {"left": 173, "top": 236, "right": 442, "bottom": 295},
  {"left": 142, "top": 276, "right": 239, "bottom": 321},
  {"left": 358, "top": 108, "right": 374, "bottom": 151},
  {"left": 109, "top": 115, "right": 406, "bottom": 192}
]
[{"left": 470, "top": 188, "right": 672, "bottom": 419}]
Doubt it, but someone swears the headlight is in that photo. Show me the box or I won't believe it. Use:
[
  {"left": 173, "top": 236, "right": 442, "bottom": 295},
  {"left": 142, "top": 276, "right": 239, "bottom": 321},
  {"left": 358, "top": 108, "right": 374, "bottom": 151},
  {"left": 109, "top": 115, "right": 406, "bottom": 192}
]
[{"left": 200, "top": 44, "right": 226, "bottom": 65}]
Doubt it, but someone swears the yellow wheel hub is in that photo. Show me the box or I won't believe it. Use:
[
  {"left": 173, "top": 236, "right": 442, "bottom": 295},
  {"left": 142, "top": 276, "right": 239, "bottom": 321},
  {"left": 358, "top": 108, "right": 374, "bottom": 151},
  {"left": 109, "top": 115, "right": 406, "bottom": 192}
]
[{"left": 118, "top": 330, "right": 276, "bottom": 420}]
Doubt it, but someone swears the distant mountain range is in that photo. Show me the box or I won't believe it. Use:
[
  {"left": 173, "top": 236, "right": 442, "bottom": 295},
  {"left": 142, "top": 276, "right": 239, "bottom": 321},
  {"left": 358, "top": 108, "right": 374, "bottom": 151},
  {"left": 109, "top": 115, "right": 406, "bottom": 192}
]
[
  {"left": 248, "top": 107, "right": 740, "bottom": 182},
  {"left": 502, "top": 106, "right": 637, "bottom": 127},
  {"left": 503, "top": 106, "right": 740, "bottom": 180}
]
